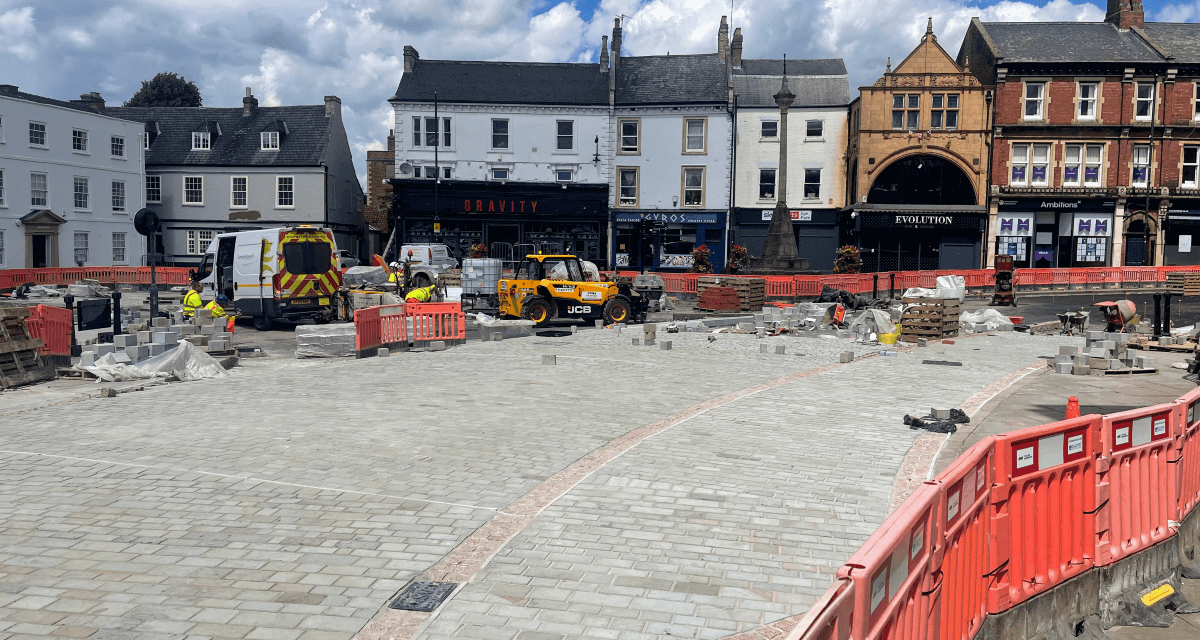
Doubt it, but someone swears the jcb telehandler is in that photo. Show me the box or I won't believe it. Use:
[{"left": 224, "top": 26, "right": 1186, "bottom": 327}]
[{"left": 498, "top": 254, "right": 649, "bottom": 326}]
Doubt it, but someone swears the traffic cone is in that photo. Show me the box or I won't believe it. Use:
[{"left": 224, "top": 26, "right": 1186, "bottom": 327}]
[{"left": 1065, "top": 396, "right": 1080, "bottom": 420}]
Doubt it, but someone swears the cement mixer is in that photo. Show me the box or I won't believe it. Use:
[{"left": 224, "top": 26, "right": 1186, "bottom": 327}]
[{"left": 1093, "top": 300, "right": 1138, "bottom": 333}]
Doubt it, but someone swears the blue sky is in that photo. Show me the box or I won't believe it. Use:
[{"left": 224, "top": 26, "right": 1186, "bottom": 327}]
[{"left": 1, "top": 0, "right": 1196, "bottom": 185}]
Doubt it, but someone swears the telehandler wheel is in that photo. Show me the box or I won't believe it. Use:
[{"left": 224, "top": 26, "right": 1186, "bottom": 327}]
[
  {"left": 603, "top": 297, "right": 632, "bottom": 324},
  {"left": 253, "top": 315, "right": 273, "bottom": 331},
  {"left": 521, "top": 297, "right": 553, "bottom": 327}
]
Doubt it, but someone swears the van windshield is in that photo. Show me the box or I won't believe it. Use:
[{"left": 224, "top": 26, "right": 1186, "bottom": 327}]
[{"left": 283, "top": 242, "right": 331, "bottom": 274}]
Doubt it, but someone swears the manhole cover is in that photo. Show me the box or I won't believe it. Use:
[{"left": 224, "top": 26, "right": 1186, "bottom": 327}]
[
  {"left": 537, "top": 330, "right": 572, "bottom": 337},
  {"left": 389, "top": 581, "right": 457, "bottom": 612}
]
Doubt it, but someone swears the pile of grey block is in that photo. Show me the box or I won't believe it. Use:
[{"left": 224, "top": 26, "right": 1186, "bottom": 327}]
[
  {"left": 1051, "top": 331, "right": 1155, "bottom": 375},
  {"left": 80, "top": 310, "right": 233, "bottom": 367},
  {"left": 295, "top": 323, "right": 357, "bottom": 358}
]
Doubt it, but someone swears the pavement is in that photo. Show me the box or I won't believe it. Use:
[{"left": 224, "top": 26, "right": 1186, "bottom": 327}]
[{"left": 0, "top": 316, "right": 1092, "bottom": 640}]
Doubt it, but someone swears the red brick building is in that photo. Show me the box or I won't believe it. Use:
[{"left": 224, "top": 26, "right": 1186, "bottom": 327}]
[{"left": 959, "top": 0, "right": 1200, "bottom": 267}]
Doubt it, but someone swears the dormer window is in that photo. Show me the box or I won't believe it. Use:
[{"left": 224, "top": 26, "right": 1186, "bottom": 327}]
[
  {"left": 192, "top": 131, "right": 210, "bottom": 150},
  {"left": 261, "top": 131, "right": 279, "bottom": 150}
]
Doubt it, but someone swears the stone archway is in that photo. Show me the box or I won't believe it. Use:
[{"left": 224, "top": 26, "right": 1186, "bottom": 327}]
[
  {"left": 867, "top": 154, "right": 977, "bottom": 206},
  {"left": 1123, "top": 212, "right": 1157, "bottom": 266}
]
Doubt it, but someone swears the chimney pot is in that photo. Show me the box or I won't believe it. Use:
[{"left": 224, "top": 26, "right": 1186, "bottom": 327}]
[{"left": 242, "top": 88, "right": 258, "bottom": 117}]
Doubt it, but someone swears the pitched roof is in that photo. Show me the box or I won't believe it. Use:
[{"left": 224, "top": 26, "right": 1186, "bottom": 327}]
[
  {"left": 0, "top": 85, "right": 140, "bottom": 121},
  {"left": 615, "top": 54, "right": 728, "bottom": 105},
  {"left": 732, "top": 58, "right": 849, "bottom": 107},
  {"left": 391, "top": 60, "right": 608, "bottom": 105},
  {"left": 976, "top": 21, "right": 1163, "bottom": 64},
  {"left": 1141, "top": 23, "right": 1200, "bottom": 63},
  {"left": 105, "top": 105, "right": 332, "bottom": 167}
]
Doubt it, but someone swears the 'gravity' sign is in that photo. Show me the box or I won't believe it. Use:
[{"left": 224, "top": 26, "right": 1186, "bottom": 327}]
[{"left": 464, "top": 199, "right": 538, "bottom": 213}]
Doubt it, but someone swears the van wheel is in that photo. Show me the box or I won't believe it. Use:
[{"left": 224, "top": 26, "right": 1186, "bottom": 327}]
[
  {"left": 521, "top": 297, "right": 553, "bottom": 327},
  {"left": 253, "top": 316, "right": 273, "bottom": 331}
]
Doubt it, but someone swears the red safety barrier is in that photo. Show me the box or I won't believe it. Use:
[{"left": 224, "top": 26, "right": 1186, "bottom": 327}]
[
  {"left": 930, "top": 437, "right": 996, "bottom": 640},
  {"left": 839, "top": 482, "right": 940, "bottom": 640},
  {"left": 796, "top": 276, "right": 823, "bottom": 297},
  {"left": 1096, "top": 403, "right": 1182, "bottom": 566},
  {"left": 353, "top": 304, "right": 407, "bottom": 352},
  {"left": 764, "top": 275, "right": 796, "bottom": 297},
  {"left": 23, "top": 304, "right": 72, "bottom": 356},
  {"left": 785, "top": 578, "right": 855, "bottom": 640},
  {"left": 407, "top": 302, "right": 466, "bottom": 342},
  {"left": 989, "top": 415, "right": 1100, "bottom": 611},
  {"left": 1051, "top": 269, "right": 1070, "bottom": 286},
  {"left": 1177, "top": 388, "right": 1200, "bottom": 518},
  {"left": 894, "top": 272, "right": 921, "bottom": 291}
]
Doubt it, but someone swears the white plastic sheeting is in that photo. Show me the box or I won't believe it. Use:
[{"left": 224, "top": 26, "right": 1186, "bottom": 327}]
[
  {"left": 81, "top": 341, "right": 230, "bottom": 382},
  {"left": 848, "top": 309, "right": 897, "bottom": 335},
  {"left": 903, "top": 275, "right": 966, "bottom": 302},
  {"left": 960, "top": 309, "right": 1015, "bottom": 333}
]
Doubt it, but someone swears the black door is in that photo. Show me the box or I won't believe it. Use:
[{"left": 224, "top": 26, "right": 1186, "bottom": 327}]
[
  {"left": 32, "top": 235, "right": 48, "bottom": 268},
  {"left": 216, "top": 237, "right": 236, "bottom": 300},
  {"left": 1125, "top": 235, "right": 1147, "bottom": 266}
]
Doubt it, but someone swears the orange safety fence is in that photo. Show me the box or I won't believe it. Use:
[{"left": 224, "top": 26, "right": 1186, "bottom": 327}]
[
  {"left": 353, "top": 304, "right": 407, "bottom": 352},
  {"left": 785, "top": 578, "right": 854, "bottom": 640},
  {"left": 407, "top": 302, "right": 466, "bottom": 342},
  {"left": 1178, "top": 388, "right": 1200, "bottom": 518},
  {"left": 23, "top": 304, "right": 72, "bottom": 356}
]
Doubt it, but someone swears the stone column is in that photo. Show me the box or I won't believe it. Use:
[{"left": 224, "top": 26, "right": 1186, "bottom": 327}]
[{"left": 761, "top": 62, "right": 799, "bottom": 260}]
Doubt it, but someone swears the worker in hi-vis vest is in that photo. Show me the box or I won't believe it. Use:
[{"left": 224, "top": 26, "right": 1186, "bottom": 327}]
[
  {"left": 203, "top": 295, "right": 237, "bottom": 332},
  {"left": 182, "top": 282, "right": 203, "bottom": 318},
  {"left": 405, "top": 285, "right": 437, "bottom": 303}
]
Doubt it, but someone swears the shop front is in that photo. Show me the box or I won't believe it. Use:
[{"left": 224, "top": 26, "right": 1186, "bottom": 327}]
[
  {"left": 852, "top": 205, "right": 986, "bottom": 271},
  {"left": 995, "top": 199, "right": 1116, "bottom": 268},
  {"left": 733, "top": 208, "right": 839, "bottom": 272},
  {"left": 612, "top": 211, "right": 726, "bottom": 272},
  {"left": 1165, "top": 205, "right": 1200, "bottom": 266},
  {"left": 387, "top": 180, "right": 609, "bottom": 266}
]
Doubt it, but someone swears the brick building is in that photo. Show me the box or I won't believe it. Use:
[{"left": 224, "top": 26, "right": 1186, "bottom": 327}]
[
  {"left": 845, "top": 20, "right": 993, "bottom": 271},
  {"left": 364, "top": 130, "right": 394, "bottom": 257},
  {"left": 959, "top": 0, "right": 1200, "bottom": 267}
]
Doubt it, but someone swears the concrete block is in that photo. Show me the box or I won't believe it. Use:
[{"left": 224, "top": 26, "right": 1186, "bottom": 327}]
[
  {"left": 917, "top": 338, "right": 928, "bottom": 347},
  {"left": 660, "top": 341, "right": 672, "bottom": 350},
  {"left": 595, "top": 319, "right": 604, "bottom": 328},
  {"left": 760, "top": 344, "right": 768, "bottom": 354},
  {"left": 1116, "top": 332, "right": 1131, "bottom": 344},
  {"left": 631, "top": 338, "right": 640, "bottom": 346},
  {"left": 1073, "top": 365, "right": 1092, "bottom": 376},
  {"left": 79, "top": 352, "right": 96, "bottom": 368},
  {"left": 1088, "top": 347, "right": 1109, "bottom": 358},
  {"left": 738, "top": 322, "right": 755, "bottom": 331},
  {"left": 1054, "top": 355, "right": 1072, "bottom": 365},
  {"left": 377, "top": 348, "right": 390, "bottom": 357},
  {"left": 147, "top": 343, "right": 166, "bottom": 357},
  {"left": 125, "top": 345, "right": 148, "bottom": 362},
  {"left": 212, "top": 316, "right": 225, "bottom": 327},
  {"left": 1100, "top": 340, "right": 1116, "bottom": 351},
  {"left": 1073, "top": 354, "right": 1090, "bottom": 366},
  {"left": 542, "top": 355, "right": 556, "bottom": 365},
  {"left": 1110, "top": 358, "right": 1125, "bottom": 370},
  {"left": 1058, "top": 345, "right": 1081, "bottom": 356},
  {"left": 208, "top": 339, "right": 228, "bottom": 352},
  {"left": 113, "top": 334, "right": 135, "bottom": 348},
  {"left": 645, "top": 338, "right": 655, "bottom": 346},
  {"left": 137, "top": 330, "right": 152, "bottom": 344},
  {"left": 1055, "top": 362, "right": 1073, "bottom": 374},
  {"left": 178, "top": 324, "right": 196, "bottom": 335},
  {"left": 614, "top": 326, "right": 622, "bottom": 336},
  {"left": 95, "top": 344, "right": 115, "bottom": 357},
  {"left": 571, "top": 326, "right": 578, "bottom": 334},
  {"left": 1087, "top": 331, "right": 1104, "bottom": 342},
  {"left": 753, "top": 314, "right": 764, "bottom": 324},
  {"left": 1135, "top": 356, "right": 1157, "bottom": 369},
  {"left": 932, "top": 407, "right": 951, "bottom": 419},
  {"left": 644, "top": 324, "right": 658, "bottom": 336},
  {"left": 776, "top": 345, "right": 786, "bottom": 355},
  {"left": 194, "top": 309, "right": 212, "bottom": 323},
  {"left": 153, "top": 332, "right": 178, "bottom": 346},
  {"left": 429, "top": 341, "right": 446, "bottom": 351},
  {"left": 1089, "top": 357, "right": 1110, "bottom": 370},
  {"left": 111, "top": 352, "right": 132, "bottom": 365},
  {"left": 200, "top": 324, "right": 217, "bottom": 335},
  {"left": 840, "top": 351, "right": 854, "bottom": 363},
  {"left": 153, "top": 316, "right": 170, "bottom": 328}
]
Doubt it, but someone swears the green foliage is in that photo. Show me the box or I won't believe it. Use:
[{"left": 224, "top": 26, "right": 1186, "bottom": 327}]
[{"left": 124, "top": 72, "right": 203, "bottom": 107}]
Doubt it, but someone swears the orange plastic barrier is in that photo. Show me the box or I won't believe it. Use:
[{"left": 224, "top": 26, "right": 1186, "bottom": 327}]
[
  {"left": 23, "top": 304, "right": 72, "bottom": 356},
  {"left": 796, "top": 276, "right": 823, "bottom": 297},
  {"left": 1177, "top": 389, "right": 1200, "bottom": 517},
  {"left": 989, "top": 415, "right": 1100, "bottom": 611},
  {"left": 764, "top": 276, "right": 796, "bottom": 297},
  {"left": 1096, "top": 404, "right": 1181, "bottom": 565},
  {"left": 353, "top": 304, "right": 408, "bottom": 352},
  {"left": 407, "top": 302, "right": 466, "bottom": 342},
  {"left": 1051, "top": 269, "right": 1070, "bottom": 286},
  {"left": 930, "top": 438, "right": 995, "bottom": 640},
  {"left": 839, "top": 482, "right": 940, "bottom": 640},
  {"left": 785, "top": 578, "right": 855, "bottom": 640}
]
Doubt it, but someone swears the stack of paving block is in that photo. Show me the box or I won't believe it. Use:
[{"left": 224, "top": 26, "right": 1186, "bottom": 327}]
[
  {"left": 696, "top": 286, "right": 742, "bottom": 312},
  {"left": 697, "top": 277, "right": 764, "bottom": 312},
  {"left": 900, "top": 298, "right": 960, "bottom": 343},
  {"left": 1049, "top": 331, "right": 1155, "bottom": 375},
  {"left": 1166, "top": 272, "right": 1200, "bottom": 297},
  {"left": 0, "top": 307, "right": 56, "bottom": 389},
  {"left": 79, "top": 310, "right": 234, "bottom": 368},
  {"left": 295, "top": 323, "right": 357, "bottom": 358}
]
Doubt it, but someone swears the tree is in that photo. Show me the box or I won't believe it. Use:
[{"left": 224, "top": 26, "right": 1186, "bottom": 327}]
[{"left": 124, "top": 72, "right": 202, "bottom": 107}]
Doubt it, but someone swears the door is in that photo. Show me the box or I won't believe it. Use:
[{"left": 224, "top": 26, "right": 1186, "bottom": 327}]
[
  {"left": 940, "top": 243, "right": 978, "bottom": 269},
  {"left": 1125, "top": 235, "right": 1147, "bottom": 266},
  {"left": 216, "top": 236, "right": 236, "bottom": 301},
  {"left": 31, "top": 235, "right": 49, "bottom": 268}
]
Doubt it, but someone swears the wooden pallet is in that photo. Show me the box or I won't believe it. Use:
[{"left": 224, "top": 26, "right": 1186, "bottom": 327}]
[
  {"left": 0, "top": 306, "right": 55, "bottom": 389},
  {"left": 697, "top": 277, "right": 764, "bottom": 312},
  {"left": 1100, "top": 367, "right": 1158, "bottom": 375},
  {"left": 1165, "top": 272, "right": 1200, "bottom": 296},
  {"left": 57, "top": 367, "right": 97, "bottom": 379},
  {"left": 1141, "top": 341, "right": 1196, "bottom": 352},
  {"left": 901, "top": 298, "right": 961, "bottom": 339}
]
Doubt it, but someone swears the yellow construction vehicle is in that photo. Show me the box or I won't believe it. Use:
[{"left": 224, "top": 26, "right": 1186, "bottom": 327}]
[{"left": 498, "top": 254, "right": 648, "bottom": 326}]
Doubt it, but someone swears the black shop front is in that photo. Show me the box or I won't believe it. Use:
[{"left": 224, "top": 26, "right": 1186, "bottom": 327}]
[
  {"left": 850, "top": 204, "right": 987, "bottom": 271},
  {"left": 387, "top": 179, "right": 609, "bottom": 267},
  {"left": 733, "top": 208, "right": 840, "bottom": 273}
]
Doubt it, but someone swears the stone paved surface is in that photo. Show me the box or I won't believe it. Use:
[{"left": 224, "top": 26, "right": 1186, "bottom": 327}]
[{"left": 0, "top": 328, "right": 1076, "bottom": 640}]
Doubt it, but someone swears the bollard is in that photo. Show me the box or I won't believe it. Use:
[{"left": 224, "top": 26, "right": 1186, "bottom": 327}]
[
  {"left": 595, "top": 319, "right": 604, "bottom": 328},
  {"left": 1153, "top": 292, "right": 1163, "bottom": 339},
  {"left": 776, "top": 345, "right": 785, "bottom": 355},
  {"left": 660, "top": 341, "right": 672, "bottom": 350},
  {"left": 63, "top": 295, "right": 82, "bottom": 356},
  {"left": 542, "top": 355, "right": 556, "bottom": 365},
  {"left": 760, "top": 344, "right": 768, "bottom": 354},
  {"left": 378, "top": 348, "right": 390, "bottom": 357},
  {"left": 571, "top": 326, "right": 577, "bottom": 334},
  {"left": 631, "top": 338, "right": 640, "bottom": 346},
  {"left": 889, "top": 273, "right": 895, "bottom": 299},
  {"left": 112, "top": 291, "right": 123, "bottom": 336},
  {"left": 872, "top": 274, "right": 878, "bottom": 300},
  {"left": 1164, "top": 292, "right": 1173, "bottom": 336},
  {"left": 1065, "top": 396, "right": 1080, "bottom": 419}
]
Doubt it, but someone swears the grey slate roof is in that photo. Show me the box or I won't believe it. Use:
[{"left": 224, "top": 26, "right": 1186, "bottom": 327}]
[
  {"left": 0, "top": 85, "right": 140, "bottom": 121},
  {"left": 391, "top": 60, "right": 608, "bottom": 105},
  {"left": 732, "top": 58, "right": 849, "bottom": 107},
  {"left": 615, "top": 54, "right": 728, "bottom": 105},
  {"left": 105, "top": 105, "right": 332, "bottom": 167},
  {"left": 1142, "top": 23, "right": 1200, "bottom": 63},
  {"left": 977, "top": 22, "right": 1163, "bottom": 64}
]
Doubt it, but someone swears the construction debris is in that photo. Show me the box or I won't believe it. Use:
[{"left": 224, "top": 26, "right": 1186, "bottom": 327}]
[
  {"left": 0, "top": 306, "right": 56, "bottom": 389},
  {"left": 904, "top": 408, "right": 970, "bottom": 434}
]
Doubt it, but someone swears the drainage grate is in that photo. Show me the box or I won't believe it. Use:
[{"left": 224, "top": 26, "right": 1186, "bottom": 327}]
[
  {"left": 388, "top": 581, "right": 457, "bottom": 612},
  {"left": 536, "top": 330, "right": 572, "bottom": 337},
  {"left": 922, "top": 360, "right": 963, "bottom": 366}
]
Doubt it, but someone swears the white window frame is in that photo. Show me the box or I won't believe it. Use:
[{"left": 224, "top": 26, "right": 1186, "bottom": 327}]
[
  {"left": 0, "top": 229, "right": 4, "bottom": 266},
  {"left": 146, "top": 175, "right": 161, "bottom": 203},
  {"left": 617, "top": 167, "right": 639, "bottom": 207},
  {"left": 618, "top": 119, "right": 640, "bottom": 154},
  {"left": 1062, "top": 143, "right": 1104, "bottom": 187},
  {"left": 186, "top": 230, "right": 215, "bottom": 255},
  {"left": 144, "top": 134, "right": 150, "bottom": 150},
  {"left": 1132, "top": 144, "right": 1151, "bottom": 186},
  {"left": 183, "top": 175, "right": 204, "bottom": 205},
  {"left": 31, "top": 172, "right": 47, "bottom": 207},
  {"left": 231, "top": 176, "right": 248, "bottom": 208},
  {"left": 441, "top": 165, "right": 451, "bottom": 179},
  {"left": 0, "top": 115, "right": 4, "bottom": 144},
  {"left": 1183, "top": 146, "right": 1199, "bottom": 189},
  {"left": 1011, "top": 143, "right": 1030, "bottom": 186},
  {"left": 1194, "top": 83, "right": 1200, "bottom": 122},
  {"left": 683, "top": 118, "right": 707, "bottom": 154},
  {"left": 73, "top": 231, "right": 88, "bottom": 265},
  {"left": 681, "top": 166, "right": 705, "bottom": 207},
  {"left": 805, "top": 119, "right": 824, "bottom": 139},
  {"left": 0, "top": 168, "right": 4, "bottom": 207},
  {"left": 1077, "top": 82, "right": 1098, "bottom": 120},
  {"left": 73, "top": 176, "right": 89, "bottom": 211},
  {"left": 490, "top": 168, "right": 509, "bottom": 180},
  {"left": 72, "top": 129, "right": 88, "bottom": 153},
  {"left": 1023, "top": 82, "right": 1045, "bottom": 121},
  {"left": 760, "top": 120, "right": 778, "bottom": 139},
  {"left": 192, "top": 131, "right": 211, "bottom": 150},
  {"left": 28, "top": 121, "right": 46, "bottom": 147},
  {"left": 555, "top": 169, "right": 572, "bottom": 182},
  {"left": 112, "top": 232, "right": 126, "bottom": 264},
  {"left": 111, "top": 180, "right": 125, "bottom": 212},
  {"left": 556, "top": 120, "right": 573, "bottom": 151},
  {"left": 110, "top": 135, "right": 125, "bottom": 158},
  {"left": 1030, "top": 144, "right": 1050, "bottom": 187},
  {"left": 491, "top": 119, "right": 509, "bottom": 150},
  {"left": 260, "top": 131, "right": 279, "bottom": 150},
  {"left": 758, "top": 168, "right": 776, "bottom": 200},
  {"left": 803, "top": 168, "right": 822, "bottom": 200},
  {"left": 276, "top": 175, "right": 294, "bottom": 208},
  {"left": 1135, "top": 82, "right": 1154, "bottom": 121}
]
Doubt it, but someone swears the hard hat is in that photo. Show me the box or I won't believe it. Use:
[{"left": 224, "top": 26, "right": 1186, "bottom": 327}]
[
  {"left": 390, "top": 262, "right": 401, "bottom": 269},
  {"left": 216, "top": 294, "right": 229, "bottom": 303}
]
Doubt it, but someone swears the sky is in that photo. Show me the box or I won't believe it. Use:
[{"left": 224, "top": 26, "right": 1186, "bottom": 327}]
[{"left": 2, "top": 0, "right": 1197, "bottom": 187}]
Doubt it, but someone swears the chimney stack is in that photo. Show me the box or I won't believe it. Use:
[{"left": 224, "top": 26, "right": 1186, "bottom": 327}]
[
  {"left": 387, "top": 129, "right": 395, "bottom": 152},
  {"left": 600, "top": 35, "right": 609, "bottom": 71},
  {"left": 731, "top": 28, "right": 743, "bottom": 67},
  {"left": 403, "top": 45, "right": 420, "bottom": 73},
  {"left": 1106, "top": 0, "right": 1144, "bottom": 29},
  {"left": 609, "top": 18, "right": 622, "bottom": 102},
  {"left": 324, "top": 95, "right": 341, "bottom": 119},
  {"left": 718, "top": 16, "right": 729, "bottom": 59},
  {"left": 242, "top": 87, "right": 258, "bottom": 117},
  {"left": 75, "top": 92, "right": 105, "bottom": 113}
]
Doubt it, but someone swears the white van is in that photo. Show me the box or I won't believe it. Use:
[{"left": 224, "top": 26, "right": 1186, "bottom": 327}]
[
  {"left": 397, "top": 243, "right": 458, "bottom": 288},
  {"left": 193, "top": 226, "right": 343, "bottom": 330}
]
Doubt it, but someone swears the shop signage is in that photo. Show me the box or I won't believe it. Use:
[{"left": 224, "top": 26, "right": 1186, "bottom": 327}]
[
  {"left": 998, "top": 199, "right": 1115, "bottom": 212},
  {"left": 894, "top": 215, "right": 954, "bottom": 226},
  {"left": 613, "top": 213, "right": 722, "bottom": 224},
  {"left": 463, "top": 199, "right": 538, "bottom": 213},
  {"left": 761, "top": 209, "right": 813, "bottom": 221}
]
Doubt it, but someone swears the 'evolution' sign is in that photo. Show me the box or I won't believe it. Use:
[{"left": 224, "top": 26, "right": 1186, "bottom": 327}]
[{"left": 894, "top": 215, "right": 954, "bottom": 226}]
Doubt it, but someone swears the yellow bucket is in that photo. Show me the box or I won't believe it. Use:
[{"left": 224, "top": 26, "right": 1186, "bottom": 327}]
[{"left": 879, "top": 331, "right": 899, "bottom": 345}]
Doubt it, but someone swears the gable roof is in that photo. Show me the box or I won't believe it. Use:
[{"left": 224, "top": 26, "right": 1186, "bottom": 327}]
[
  {"left": 0, "top": 85, "right": 141, "bottom": 122},
  {"left": 974, "top": 21, "right": 1163, "bottom": 64},
  {"left": 1141, "top": 23, "right": 1200, "bottom": 64},
  {"left": 105, "top": 105, "right": 333, "bottom": 167},
  {"left": 391, "top": 60, "right": 608, "bottom": 106},
  {"left": 732, "top": 58, "right": 849, "bottom": 108},
  {"left": 893, "top": 32, "right": 962, "bottom": 75},
  {"left": 736, "top": 59, "right": 847, "bottom": 77},
  {"left": 615, "top": 53, "right": 728, "bottom": 105}
]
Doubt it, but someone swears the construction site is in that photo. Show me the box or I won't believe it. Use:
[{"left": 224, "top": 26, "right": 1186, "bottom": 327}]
[{"left": 3, "top": 251, "right": 1200, "bottom": 640}]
